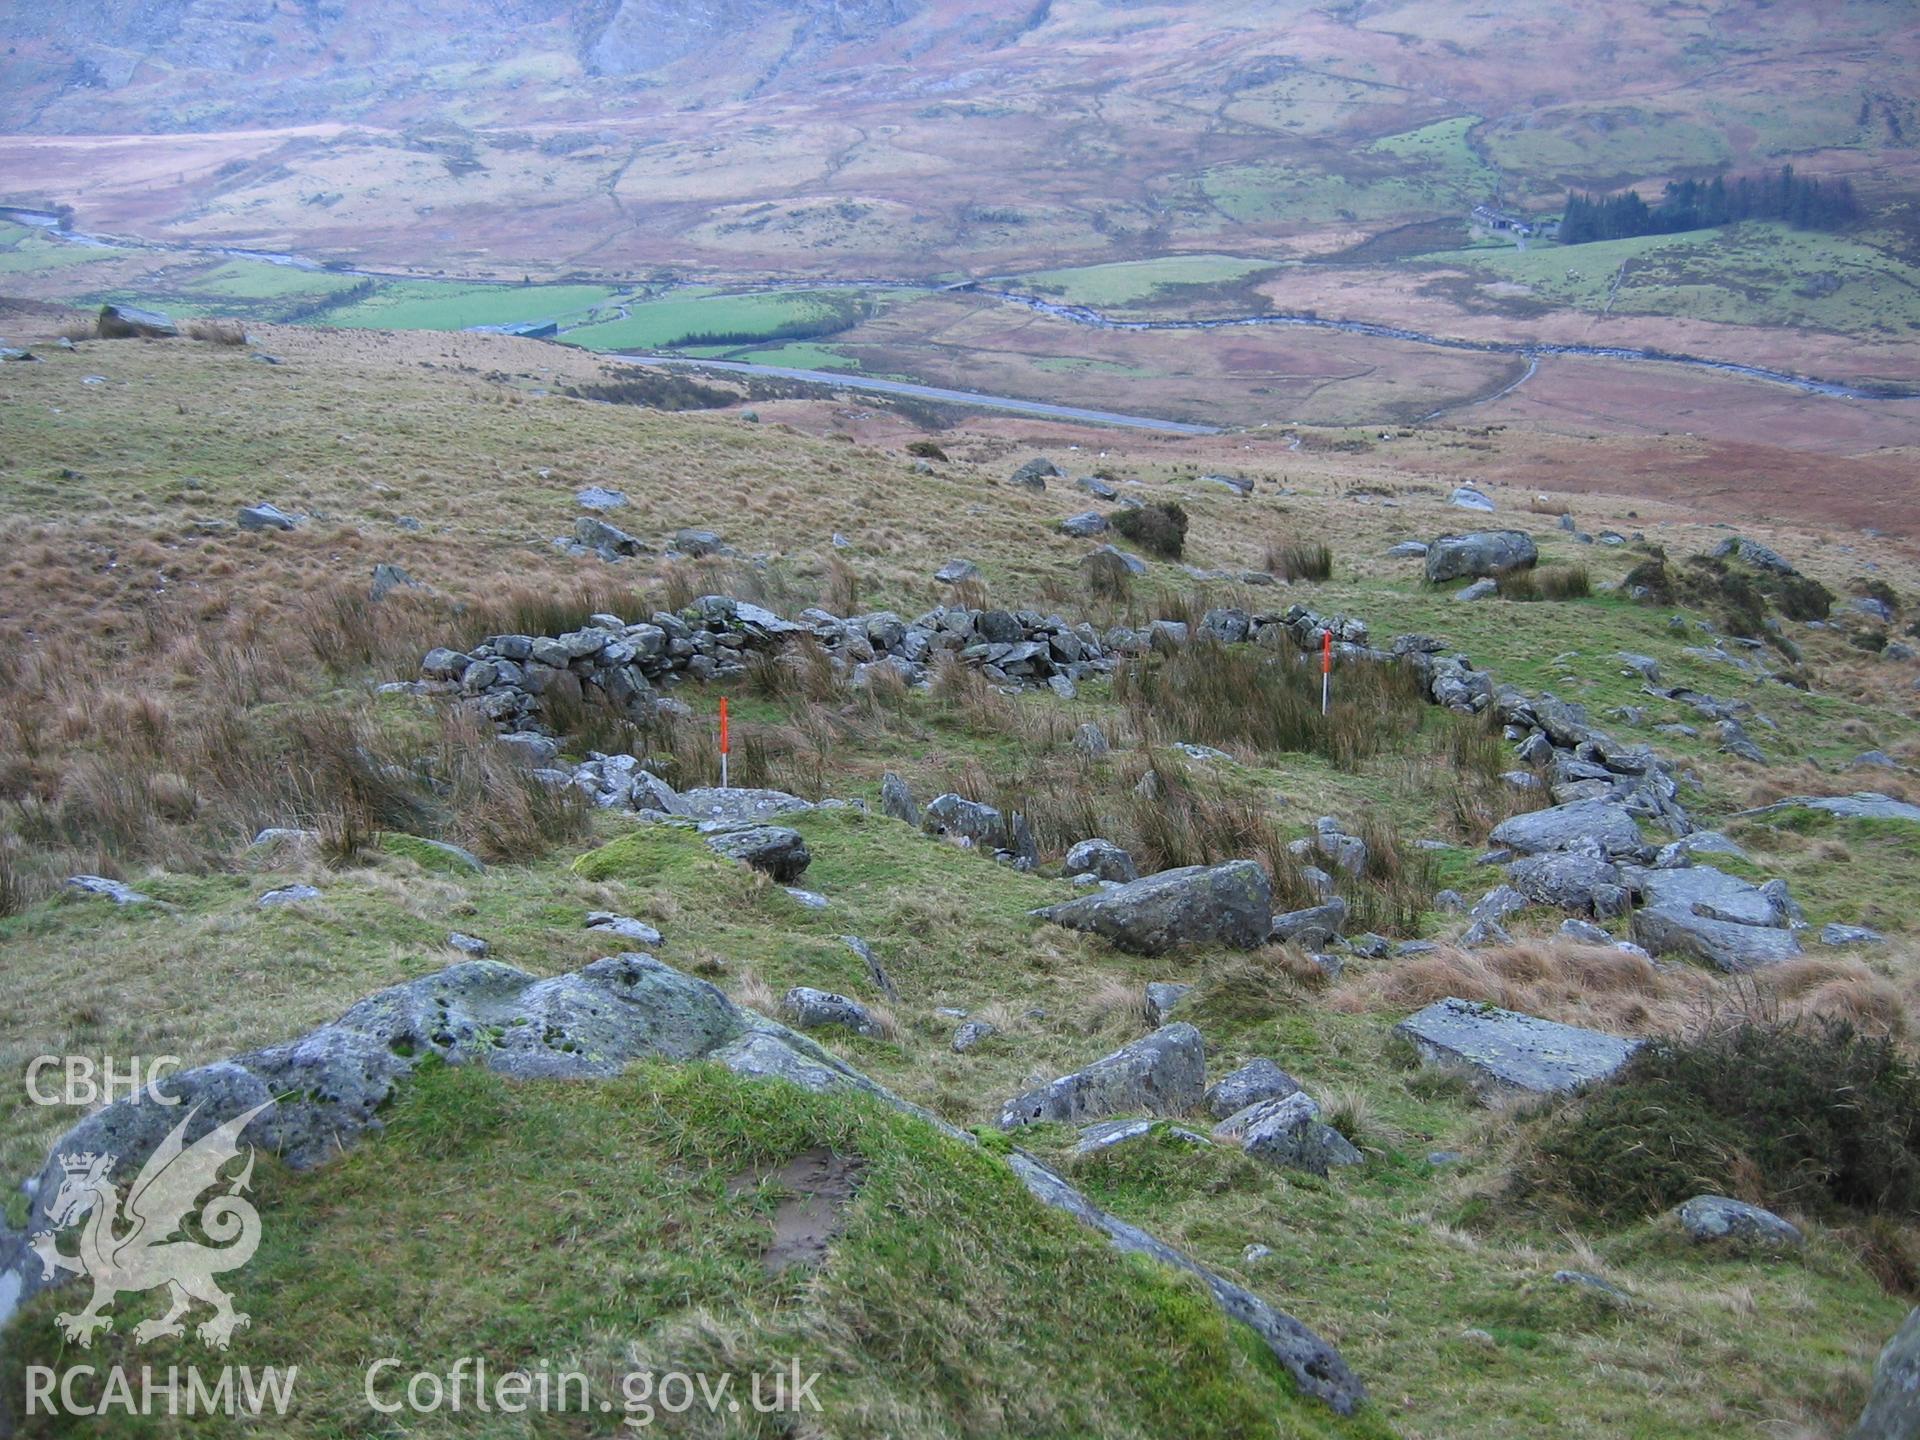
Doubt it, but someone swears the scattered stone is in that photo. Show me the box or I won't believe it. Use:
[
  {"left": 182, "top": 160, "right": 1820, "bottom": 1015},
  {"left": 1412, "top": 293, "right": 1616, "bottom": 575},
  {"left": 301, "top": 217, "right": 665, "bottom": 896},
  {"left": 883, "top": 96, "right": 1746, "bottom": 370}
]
[
  {"left": 1427, "top": 1151, "right": 1464, "bottom": 1167},
  {"left": 670, "top": 527, "right": 726, "bottom": 557},
  {"left": 1387, "top": 540, "right": 1429, "bottom": 558},
  {"left": 878, "top": 771, "right": 919, "bottom": 826},
  {"left": 1710, "top": 536, "right": 1793, "bottom": 574},
  {"left": 1036, "top": 861, "right": 1272, "bottom": 955},
  {"left": 1552, "top": 1270, "right": 1630, "bottom": 1302},
  {"left": 1460, "top": 917, "right": 1512, "bottom": 948},
  {"left": 1449, "top": 485, "right": 1496, "bottom": 512},
  {"left": 1224, "top": 1093, "right": 1363, "bottom": 1176},
  {"left": 1060, "top": 511, "right": 1109, "bottom": 537},
  {"left": 237, "top": 502, "right": 298, "bottom": 532},
  {"left": 575, "top": 485, "right": 628, "bottom": 510},
  {"left": 704, "top": 826, "right": 811, "bottom": 882},
  {"left": 1072, "top": 722, "right": 1111, "bottom": 759},
  {"left": 781, "top": 987, "right": 880, "bottom": 1037},
  {"left": 1759, "top": 792, "right": 1920, "bottom": 824},
  {"left": 1145, "top": 981, "right": 1193, "bottom": 1026},
  {"left": 369, "top": 562, "right": 422, "bottom": 601},
  {"left": 784, "top": 887, "right": 830, "bottom": 909},
  {"left": 574, "top": 514, "right": 649, "bottom": 559},
  {"left": 65, "top": 875, "right": 149, "bottom": 906},
  {"left": 951, "top": 1020, "right": 997, "bottom": 1054},
  {"left": 446, "top": 932, "right": 491, "bottom": 956},
  {"left": 1205, "top": 1059, "right": 1302, "bottom": 1120},
  {"left": 1008, "top": 457, "right": 1058, "bottom": 490},
  {"left": 934, "top": 558, "right": 980, "bottom": 584},
  {"left": 1396, "top": 997, "right": 1640, "bottom": 1094},
  {"left": 1455, "top": 578, "right": 1498, "bottom": 602},
  {"left": 1065, "top": 838, "right": 1140, "bottom": 884},
  {"left": 1675, "top": 1195, "right": 1803, "bottom": 1248},
  {"left": 842, "top": 935, "right": 898, "bottom": 999},
  {"left": 1558, "top": 918, "right": 1613, "bottom": 945},
  {"left": 998, "top": 1023, "right": 1206, "bottom": 1129},
  {"left": 1270, "top": 897, "right": 1349, "bottom": 947},
  {"left": 1244, "top": 1244, "right": 1274, "bottom": 1264},
  {"left": 586, "top": 912, "right": 664, "bottom": 945},
  {"left": 1822, "top": 922, "right": 1887, "bottom": 947},
  {"left": 258, "top": 884, "right": 323, "bottom": 907}
]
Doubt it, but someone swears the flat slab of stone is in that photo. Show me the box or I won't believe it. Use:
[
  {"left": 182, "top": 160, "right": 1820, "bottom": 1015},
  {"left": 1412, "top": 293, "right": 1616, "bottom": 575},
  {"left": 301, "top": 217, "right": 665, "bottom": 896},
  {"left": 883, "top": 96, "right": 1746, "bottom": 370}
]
[
  {"left": 1624, "top": 865, "right": 1777, "bottom": 926},
  {"left": 1396, "top": 997, "right": 1640, "bottom": 1094},
  {"left": 679, "top": 787, "right": 814, "bottom": 824},
  {"left": 1491, "top": 799, "right": 1644, "bottom": 857},
  {"left": 1630, "top": 905, "right": 1802, "bottom": 971},
  {"left": 1782, "top": 792, "right": 1920, "bottom": 824},
  {"left": 1074, "top": 1116, "right": 1213, "bottom": 1155}
]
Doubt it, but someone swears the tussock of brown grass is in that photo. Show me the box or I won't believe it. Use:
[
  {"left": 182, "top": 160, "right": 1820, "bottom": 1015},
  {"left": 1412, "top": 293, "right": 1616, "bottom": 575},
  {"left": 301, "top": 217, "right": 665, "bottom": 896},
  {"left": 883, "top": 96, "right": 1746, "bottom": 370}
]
[{"left": 1334, "top": 939, "right": 1914, "bottom": 1043}]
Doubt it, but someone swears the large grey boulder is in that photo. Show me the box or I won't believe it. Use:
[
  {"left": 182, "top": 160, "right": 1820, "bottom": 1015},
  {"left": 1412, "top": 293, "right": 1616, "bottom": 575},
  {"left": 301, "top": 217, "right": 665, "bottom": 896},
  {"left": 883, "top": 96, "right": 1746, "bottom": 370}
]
[
  {"left": 1060, "top": 511, "right": 1109, "bottom": 537},
  {"left": 923, "top": 793, "right": 1006, "bottom": 848},
  {"left": 1205, "top": 1059, "right": 1302, "bottom": 1120},
  {"left": 1849, "top": 1307, "right": 1920, "bottom": 1440},
  {"left": 998, "top": 1023, "right": 1206, "bottom": 1129},
  {"left": 1491, "top": 799, "right": 1644, "bottom": 858},
  {"left": 1675, "top": 1195, "right": 1803, "bottom": 1248},
  {"left": 1396, "top": 997, "right": 1640, "bottom": 1094},
  {"left": 1036, "top": 861, "right": 1272, "bottom": 955},
  {"left": 1424, "top": 530, "right": 1537, "bottom": 583},
  {"left": 1449, "top": 485, "right": 1496, "bottom": 512},
  {"left": 1225, "top": 1093, "right": 1363, "bottom": 1176},
  {"left": 1507, "top": 852, "right": 1629, "bottom": 917},
  {"left": 1064, "top": 838, "right": 1139, "bottom": 884},
  {"left": 703, "top": 826, "right": 811, "bottom": 882}
]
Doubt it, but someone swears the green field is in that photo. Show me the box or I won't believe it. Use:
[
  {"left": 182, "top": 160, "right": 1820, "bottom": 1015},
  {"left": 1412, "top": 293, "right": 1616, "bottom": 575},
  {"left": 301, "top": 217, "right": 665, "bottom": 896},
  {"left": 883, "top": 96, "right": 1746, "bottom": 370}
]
[
  {"left": 0, "top": 223, "right": 124, "bottom": 276},
  {"left": 1017, "top": 255, "right": 1280, "bottom": 308},
  {"left": 562, "top": 290, "right": 873, "bottom": 352},
  {"left": 324, "top": 279, "right": 622, "bottom": 331},
  {"left": 1418, "top": 222, "right": 1920, "bottom": 335}
]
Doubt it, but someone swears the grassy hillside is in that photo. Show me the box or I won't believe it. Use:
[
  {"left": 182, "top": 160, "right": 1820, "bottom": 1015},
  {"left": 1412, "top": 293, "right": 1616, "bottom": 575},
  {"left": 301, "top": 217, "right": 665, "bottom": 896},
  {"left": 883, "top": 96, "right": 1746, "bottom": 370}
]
[{"left": 0, "top": 313, "right": 1915, "bottom": 1436}]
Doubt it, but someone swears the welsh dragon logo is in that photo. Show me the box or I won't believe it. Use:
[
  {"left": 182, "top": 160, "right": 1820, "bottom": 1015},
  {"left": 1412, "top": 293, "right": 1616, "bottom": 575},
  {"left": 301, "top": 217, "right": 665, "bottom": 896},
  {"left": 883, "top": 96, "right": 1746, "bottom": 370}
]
[{"left": 29, "top": 1100, "right": 273, "bottom": 1350}]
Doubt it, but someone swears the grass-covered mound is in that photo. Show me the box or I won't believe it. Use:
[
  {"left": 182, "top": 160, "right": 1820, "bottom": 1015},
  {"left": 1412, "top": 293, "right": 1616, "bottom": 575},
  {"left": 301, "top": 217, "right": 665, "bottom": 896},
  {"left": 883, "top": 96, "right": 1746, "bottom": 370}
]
[{"left": 2, "top": 1062, "right": 1386, "bottom": 1439}]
